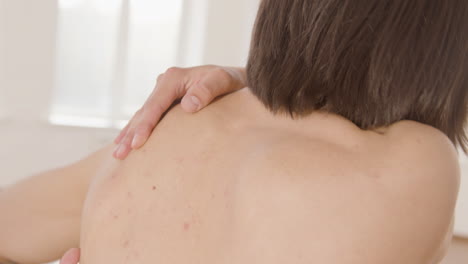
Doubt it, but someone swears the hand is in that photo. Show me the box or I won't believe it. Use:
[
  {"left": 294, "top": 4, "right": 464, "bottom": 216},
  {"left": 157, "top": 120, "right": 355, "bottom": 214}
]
[
  {"left": 113, "top": 65, "right": 247, "bottom": 160},
  {"left": 59, "top": 248, "right": 80, "bottom": 264}
]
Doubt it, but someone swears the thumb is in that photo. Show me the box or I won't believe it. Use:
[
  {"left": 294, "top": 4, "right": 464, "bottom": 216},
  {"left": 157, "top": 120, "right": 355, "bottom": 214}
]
[
  {"left": 181, "top": 77, "right": 235, "bottom": 113},
  {"left": 181, "top": 91, "right": 203, "bottom": 113}
]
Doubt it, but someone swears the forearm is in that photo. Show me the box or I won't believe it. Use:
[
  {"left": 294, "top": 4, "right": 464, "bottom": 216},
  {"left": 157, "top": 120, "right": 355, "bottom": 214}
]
[
  {"left": 0, "top": 145, "right": 113, "bottom": 264},
  {"left": 0, "top": 169, "right": 83, "bottom": 263},
  {"left": 0, "top": 258, "right": 18, "bottom": 264}
]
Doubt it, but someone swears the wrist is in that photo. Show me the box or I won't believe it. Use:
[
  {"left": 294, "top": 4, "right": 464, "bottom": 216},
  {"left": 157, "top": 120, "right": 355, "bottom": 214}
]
[{"left": 221, "top": 66, "right": 247, "bottom": 89}]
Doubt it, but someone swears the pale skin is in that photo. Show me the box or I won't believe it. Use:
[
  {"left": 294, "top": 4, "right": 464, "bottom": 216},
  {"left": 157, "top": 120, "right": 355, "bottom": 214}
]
[
  {"left": 0, "top": 67, "right": 460, "bottom": 264},
  {"left": 0, "top": 65, "right": 245, "bottom": 264},
  {"left": 113, "top": 65, "right": 247, "bottom": 159}
]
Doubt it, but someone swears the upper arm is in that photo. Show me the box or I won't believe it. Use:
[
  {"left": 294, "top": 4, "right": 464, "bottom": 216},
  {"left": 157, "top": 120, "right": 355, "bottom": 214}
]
[
  {"left": 381, "top": 122, "right": 461, "bottom": 261},
  {"left": 0, "top": 145, "right": 114, "bottom": 264}
]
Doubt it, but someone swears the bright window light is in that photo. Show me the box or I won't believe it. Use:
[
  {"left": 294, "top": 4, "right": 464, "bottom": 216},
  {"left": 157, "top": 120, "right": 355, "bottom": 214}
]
[
  {"left": 51, "top": 0, "right": 184, "bottom": 127},
  {"left": 58, "top": 0, "right": 85, "bottom": 9}
]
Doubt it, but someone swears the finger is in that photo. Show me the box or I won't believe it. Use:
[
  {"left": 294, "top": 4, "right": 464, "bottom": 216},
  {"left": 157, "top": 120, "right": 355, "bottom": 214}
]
[
  {"left": 59, "top": 248, "right": 80, "bottom": 264},
  {"left": 146, "top": 68, "right": 185, "bottom": 105},
  {"left": 129, "top": 104, "right": 165, "bottom": 150},
  {"left": 130, "top": 80, "right": 183, "bottom": 149},
  {"left": 113, "top": 126, "right": 133, "bottom": 160},
  {"left": 181, "top": 69, "right": 234, "bottom": 113},
  {"left": 131, "top": 123, "right": 153, "bottom": 149},
  {"left": 114, "top": 122, "right": 130, "bottom": 144},
  {"left": 114, "top": 133, "right": 133, "bottom": 160},
  {"left": 181, "top": 82, "right": 225, "bottom": 113},
  {"left": 181, "top": 93, "right": 202, "bottom": 113},
  {"left": 144, "top": 79, "right": 183, "bottom": 121},
  {"left": 115, "top": 107, "right": 144, "bottom": 145}
]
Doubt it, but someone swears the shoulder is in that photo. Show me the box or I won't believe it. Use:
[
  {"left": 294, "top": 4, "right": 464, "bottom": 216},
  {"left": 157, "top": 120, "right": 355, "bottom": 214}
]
[
  {"left": 234, "top": 121, "right": 460, "bottom": 263},
  {"left": 387, "top": 120, "right": 459, "bottom": 155},
  {"left": 385, "top": 120, "right": 461, "bottom": 192},
  {"left": 382, "top": 120, "right": 461, "bottom": 260}
]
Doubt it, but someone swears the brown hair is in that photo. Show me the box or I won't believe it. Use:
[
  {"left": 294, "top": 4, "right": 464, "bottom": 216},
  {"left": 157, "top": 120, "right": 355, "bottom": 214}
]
[{"left": 247, "top": 0, "right": 468, "bottom": 152}]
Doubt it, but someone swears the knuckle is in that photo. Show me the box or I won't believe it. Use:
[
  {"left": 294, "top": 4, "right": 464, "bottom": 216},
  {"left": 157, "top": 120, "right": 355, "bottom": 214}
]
[
  {"left": 132, "top": 109, "right": 144, "bottom": 122},
  {"left": 165, "top": 66, "right": 182, "bottom": 75},
  {"left": 156, "top": 74, "right": 165, "bottom": 82},
  {"left": 151, "top": 103, "right": 166, "bottom": 117},
  {"left": 197, "top": 83, "right": 214, "bottom": 99},
  {"left": 135, "top": 108, "right": 144, "bottom": 116},
  {"left": 212, "top": 67, "right": 232, "bottom": 82}
]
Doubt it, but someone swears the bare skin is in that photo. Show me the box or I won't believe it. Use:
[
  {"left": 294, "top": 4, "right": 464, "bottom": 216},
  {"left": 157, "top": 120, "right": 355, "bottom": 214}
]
[
  {"left": 1, "top": 65, "right": 246, "bottom": 264},
  {"left": 114, "top": 65, "right": 247, "bottom": 159},
  {"left": 1, "top": 87, "right": 458, "bottom": 264},
  {"left": 83, "top": 88, "right": 460, "bottom": 264}
]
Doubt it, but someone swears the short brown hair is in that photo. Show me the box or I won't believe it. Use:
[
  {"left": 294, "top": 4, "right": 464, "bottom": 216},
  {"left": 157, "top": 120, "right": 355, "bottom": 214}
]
[{"left": 247, "top": 0, "right": 468, "bottom": 152}]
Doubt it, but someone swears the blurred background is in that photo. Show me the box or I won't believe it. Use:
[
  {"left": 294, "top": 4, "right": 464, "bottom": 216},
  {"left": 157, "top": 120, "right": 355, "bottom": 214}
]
[
  {"left": 0, "top": 0, "right": 258, "bottom": 179},
  {"left": 0, "top": 0, "right": 466, "bottom": 263}
]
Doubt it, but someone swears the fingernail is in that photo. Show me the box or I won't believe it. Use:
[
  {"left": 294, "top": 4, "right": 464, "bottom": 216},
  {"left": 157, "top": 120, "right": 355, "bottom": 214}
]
[
  {"left": 115, "top": 144, "right": 125, "bottom": 159},
  {"left": 132, "top": 134, "right": 143, "bottom": 149},
  {"left": 183, "top": 95, "right": 201, "bottom": 112}
]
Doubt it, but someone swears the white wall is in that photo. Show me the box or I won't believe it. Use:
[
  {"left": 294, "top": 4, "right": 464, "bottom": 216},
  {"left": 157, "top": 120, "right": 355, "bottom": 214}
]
[
  {"left": 201, "top": 0, "right": 259, "bottom": 66},
  {"left": 178, "top": 0, "right": 260, "bottom": 67},
  {"left": 0, "top": 0, "right": 6, "bottom": 118},
  {"left": 0, "top": 121, "right": 116, "bottom": 186},
  {"left": 0, "top": 0, "right": 261, "bottom": 180},
  {"left": 1, "top": 0, "right": 57, "bottom": 122},
  {"left": 0, "top": 0, "right": 259, "bottom": 119}
]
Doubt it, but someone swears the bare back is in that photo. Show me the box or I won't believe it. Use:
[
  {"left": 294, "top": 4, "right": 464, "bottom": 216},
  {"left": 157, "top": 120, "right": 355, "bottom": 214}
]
[{"left": 80, "top": 89, "right": 459, "bottom": 264}]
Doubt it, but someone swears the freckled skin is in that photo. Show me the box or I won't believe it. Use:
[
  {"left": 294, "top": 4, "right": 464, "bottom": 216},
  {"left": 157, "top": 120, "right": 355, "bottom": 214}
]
[
  {"left": 123, "top": 240, "right": 130, "bottom": 248},
  {"left": 174, "top": 157, "right": 185, "bottom": 163},
  {"left": 78, "top": 89, "right": 456, "bottom": 264}
]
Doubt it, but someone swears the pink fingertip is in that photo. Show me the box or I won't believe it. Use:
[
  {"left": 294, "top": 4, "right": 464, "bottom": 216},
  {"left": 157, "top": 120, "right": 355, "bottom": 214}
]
[
  {"left": 181, "top": 95, "right": 201, "bottom": 113},
  {"left": 113, "top": 144, "right": 126, "bottom": 160},
  {"left": 117, "top": 145, "right": 127, "bottom": 158},
  {"left": 131, "top": 134, "right": 145, "bottom": 149}
]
